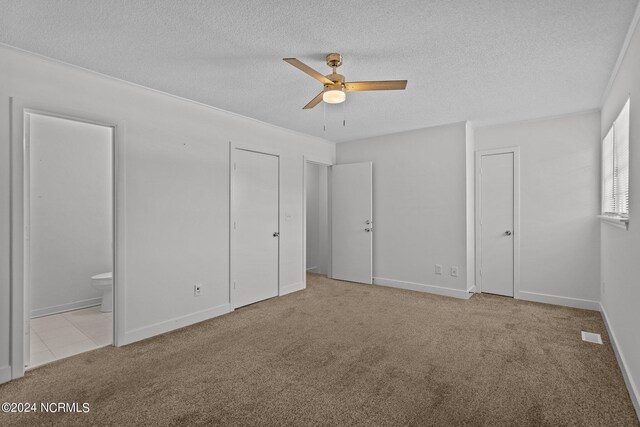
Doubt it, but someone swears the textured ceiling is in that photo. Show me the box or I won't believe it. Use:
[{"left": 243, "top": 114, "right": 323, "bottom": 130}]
[{"left": 1, "top": 0, "right": 638, "bottom": 142}]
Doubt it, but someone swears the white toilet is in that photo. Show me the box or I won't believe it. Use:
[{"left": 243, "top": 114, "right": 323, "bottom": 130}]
[{"left": 91, "top": 272, "right": 113, "bottom": 312}]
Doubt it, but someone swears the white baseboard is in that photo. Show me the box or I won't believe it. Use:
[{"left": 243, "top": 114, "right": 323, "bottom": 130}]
[
  {"left": 280, "top": 281, "right": 305, "bottom": 296},
  {"left": 373, "top": 277, "right": 472, "bottom": 300},
  {"left": 122, "top": 303, "right": 232, "bottom": 345},
  {"left": 306, "top": 266, "right": 319, "bottom": 273},
  {"left": 467, "top": 285, "right": 477, "bottom": 293},
  {"left": 31, "top": 298, "right": 102, "bottom": 318},
  {"left": 601, "top": 304, "right": 640, "bottom": 420},
  {"left": 518, "top": 291, "right": 599, "bottom": 311},
  {"left": 0, "top": 365, "right": 11, "bottom": 384}
]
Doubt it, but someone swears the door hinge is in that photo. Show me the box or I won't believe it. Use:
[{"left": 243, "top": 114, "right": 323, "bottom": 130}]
[
  {"left": 233, "top": 162, "right": 236, "bottom": 170},
  {"left": 233, "top": 221, "right": 236, "bottom": 230},
  {"left": 233, "top": 281, "right": 236, "bottom": 289}
]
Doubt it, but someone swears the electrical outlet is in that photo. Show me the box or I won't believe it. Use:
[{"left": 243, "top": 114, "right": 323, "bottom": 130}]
[
  {"left": 450, "top": 266, "right": 458, "bottom": 277},
  {"left": 435, "top": 264, "right": 442, "bottom": 275},
  {"left": 194, "top": 284, "right": 202, "bottom": 296}
]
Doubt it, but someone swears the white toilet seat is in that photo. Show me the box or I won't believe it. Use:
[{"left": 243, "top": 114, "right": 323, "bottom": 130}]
[{"left": 92, "top": 272, "right": 112, "bottom": 281}]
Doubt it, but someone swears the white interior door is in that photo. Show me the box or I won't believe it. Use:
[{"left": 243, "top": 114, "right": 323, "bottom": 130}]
[
  {"left": 479, "top": 152, "right": 514, "bottom": 297},
  {"left": 331, "top": 162, "right": 373, "bottom": 284},
  {"left": 231, "top": 149, "right": 279, "bottom": 308}
]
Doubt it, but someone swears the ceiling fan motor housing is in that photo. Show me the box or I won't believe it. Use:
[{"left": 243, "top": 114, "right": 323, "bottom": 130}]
[
  {"left": 326, "top": 53, "right": 343, "bottom": 68},
  {"left": 325, "top": 73, "right": 345, "bottom": 85},
  {"left": 326, "top": 53, "right": 345, "bottom": 86},
  {"left": 324, "top": 83, "right": 344, "bottom": 92}
]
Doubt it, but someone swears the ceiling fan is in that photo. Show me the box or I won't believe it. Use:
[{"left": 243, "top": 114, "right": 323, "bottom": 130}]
[{"left": 283, "top": 53, "right": 408, "bottom": 109}]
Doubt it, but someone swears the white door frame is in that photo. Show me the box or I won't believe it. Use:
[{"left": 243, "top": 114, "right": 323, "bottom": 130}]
[
  {"left": 475, "top": 147, "right": 521, "bottom": 298},
  {"left": 229, "top": 146, "right": 280, "bottom": 309},
  {"left": 10, "top": 98, "right": 126, "bottom": 380},
  {"left": 302, "top": 157, "right": 333, "bottom": 287}
]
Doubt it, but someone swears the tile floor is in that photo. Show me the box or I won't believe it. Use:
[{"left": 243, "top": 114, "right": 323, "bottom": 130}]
[{"left": 29, "top": 306, "right": 112, "bottom": 368}]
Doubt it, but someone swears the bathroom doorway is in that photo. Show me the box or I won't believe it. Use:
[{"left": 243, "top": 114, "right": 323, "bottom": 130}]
[
  {"left": 305, "top": 161, "right": 330, "bottom": 280},
  {"left": 24, "top": 112, "right": 115, "bottom": 368}
]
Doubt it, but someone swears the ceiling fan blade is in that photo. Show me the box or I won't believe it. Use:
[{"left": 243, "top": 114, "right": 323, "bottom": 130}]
[
  {"left": 284, "top": 58, "right": 333, "bottom": 85},
  {"left": 303, "top": 92, "right": 324, "bottom": 109},
  {"left": 344, "top": 80, "right": 408, "bottom": 92}
]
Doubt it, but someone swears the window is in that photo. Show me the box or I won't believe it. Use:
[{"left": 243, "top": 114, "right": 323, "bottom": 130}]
[{"left": 601, "top": 98, "right": 630, "bottom": 226}]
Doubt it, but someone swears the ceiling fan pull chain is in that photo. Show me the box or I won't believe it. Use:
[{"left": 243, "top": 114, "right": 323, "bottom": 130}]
[
  {"left": 323, "top": 102, "right": 326, "bottom": 131},
  {"left": 343, "top": 99, "right": 346, "bottom": 127}
]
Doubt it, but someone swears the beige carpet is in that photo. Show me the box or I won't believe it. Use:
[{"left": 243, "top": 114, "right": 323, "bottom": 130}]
[{"left": 1, "top": 273, "right": 637, "bottom": 426}]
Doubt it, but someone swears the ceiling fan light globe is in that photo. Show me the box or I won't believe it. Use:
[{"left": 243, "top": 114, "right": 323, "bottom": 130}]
[{"left": 323, "top": 89, "right": 346, "bottom": 104}]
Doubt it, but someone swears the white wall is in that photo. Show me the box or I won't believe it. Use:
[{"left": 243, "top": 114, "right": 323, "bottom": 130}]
[
  {"left": 600, "top": 11, "right": 640, "bottom": 416},
  {"left": 337, "top": 122, "right": 470, "bottom": 297},
  {"left": 0, "top": 44, "right": 335, "bottom": 379},
  {"left": 29, "top": 114, "right": 112, "bottom": 317},
  {"left": 475, "top": 111, "right": 601, "bottom": 308},
  {"left": 336, "top": 115, "right": 601, "bottom": 305},
  {"left": 465, "top": 122, "right": 475, "bottom": 292}
]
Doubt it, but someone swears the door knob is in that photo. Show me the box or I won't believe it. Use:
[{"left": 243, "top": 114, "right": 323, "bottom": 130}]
[
  {"left": 365, "top": 228, "right": 372, "bottom": 232},
  {"left": 365, "top": 219, "right": 373, "bottom": 225},
  {"left": 504, "top": 230, "right": 512, "bottom": 236},
  {"left": 273, "top": 232, "right": 280, "bottom": 237}
]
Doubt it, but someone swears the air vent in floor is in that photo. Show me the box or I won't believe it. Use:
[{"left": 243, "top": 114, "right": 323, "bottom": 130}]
[{"left": 581, "top": 331, "right": 603, "bottom": 344}]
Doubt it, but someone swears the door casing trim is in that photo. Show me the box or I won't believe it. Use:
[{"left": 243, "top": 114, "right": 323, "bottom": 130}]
[{"left": 9, "top": 98, "right": 126, "bottom": 381}]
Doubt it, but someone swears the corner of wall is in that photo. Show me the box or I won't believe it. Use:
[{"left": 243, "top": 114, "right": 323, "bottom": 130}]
[
  {"left": 600, "top": 303, "right": 640, "bottom": 419},
  {"left": 465, "top": 121, "right": 475, "bottom": 292},
  {"left": 598, "top": 1, "right": 640, "bottom": 420},
  {"left": 600, "top": 1, "right": 640, "bottom": 105}
]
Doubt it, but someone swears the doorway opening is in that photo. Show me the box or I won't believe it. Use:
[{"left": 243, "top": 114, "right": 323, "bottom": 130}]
[
  {"left": 24, "top": 112, "right": 115, "bottom": 368},
  {"left": 305, "top": 162, "right": 330, "bottom": 280}
]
